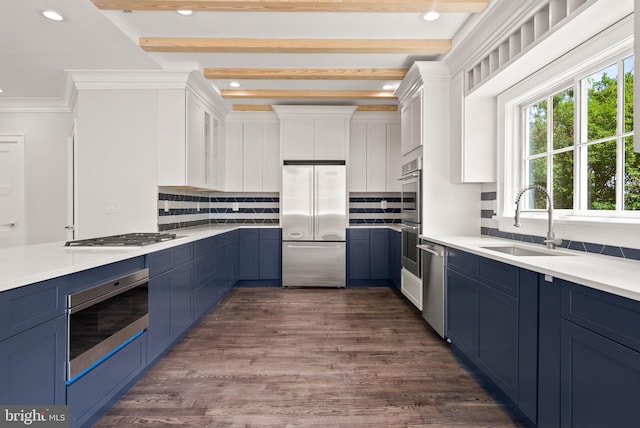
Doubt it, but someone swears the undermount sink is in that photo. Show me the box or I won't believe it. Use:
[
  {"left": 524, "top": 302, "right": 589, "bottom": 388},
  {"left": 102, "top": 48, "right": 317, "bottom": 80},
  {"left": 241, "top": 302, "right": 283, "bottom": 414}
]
[{"left": 480, "top": 245, "right": 572, "bottom": 257}]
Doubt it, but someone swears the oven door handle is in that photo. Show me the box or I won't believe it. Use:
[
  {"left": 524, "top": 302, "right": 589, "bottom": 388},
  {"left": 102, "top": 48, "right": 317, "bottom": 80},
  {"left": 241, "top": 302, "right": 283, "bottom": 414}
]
[
  {"left": 68, "top": 277, "right": 148, "bottom": 314},
  {"left": 398, "top": 172, "right": 420, "bottom": 181}
]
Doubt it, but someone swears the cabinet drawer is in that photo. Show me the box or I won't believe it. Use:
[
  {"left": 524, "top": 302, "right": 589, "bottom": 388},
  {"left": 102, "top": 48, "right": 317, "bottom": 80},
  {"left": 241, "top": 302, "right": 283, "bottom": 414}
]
[
  {"left": 348, "top": 229, "right": 369, "bottom": 240},
  {"left": 173, "top": 243, "right": 194, "bottom": 266},
  {"left": 259, "top": 228, "right": 281, "bottom": 240},
  {"left": 66, "top": 257, "right": 145, "bottom": 294},
  {"left": 561, "top": 281, "right": 640, "bottom": 353},
  {"left": 194, "top": 235, "right": 221, "bottom": 258},
  {"left": 447, "top": 249, "right": 518, "bottom": 298},
  {"left": 147, "top": 249, "right": 173, "bottom": 277},
  {"left": 0, "top": 278, "right": 65, "bottom": 341}
]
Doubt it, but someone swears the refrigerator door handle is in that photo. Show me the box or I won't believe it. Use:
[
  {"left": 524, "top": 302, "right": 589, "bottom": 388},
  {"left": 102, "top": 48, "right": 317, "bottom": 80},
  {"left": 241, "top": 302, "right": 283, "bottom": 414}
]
[
  {"left": 314, "top": 167, "right": 319, "bottom": 239},
  {"left": 309, "top": 168, "right": 314, "bottom": 237}
]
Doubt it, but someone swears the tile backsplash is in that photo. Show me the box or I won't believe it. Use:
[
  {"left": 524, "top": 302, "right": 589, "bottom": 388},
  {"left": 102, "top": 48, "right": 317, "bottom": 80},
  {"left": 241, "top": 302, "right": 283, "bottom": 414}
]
[
  {"left": 479, "top": 185, "right": 640, "bottom": 261},
  {"left": 158, "top": 188, "right": 401, "bottom": 230}
]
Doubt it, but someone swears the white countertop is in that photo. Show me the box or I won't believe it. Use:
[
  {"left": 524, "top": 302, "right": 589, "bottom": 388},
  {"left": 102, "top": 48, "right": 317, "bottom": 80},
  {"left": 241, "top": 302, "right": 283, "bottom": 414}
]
[
  {"left": 0, "top": 224, "right": 279, "bottom": 294},
  {"left": 349, "top": 224, "right": 402, "bottom": 232},
  {"left": 421, "top": 234, "right": 640, "bottom": 302}
]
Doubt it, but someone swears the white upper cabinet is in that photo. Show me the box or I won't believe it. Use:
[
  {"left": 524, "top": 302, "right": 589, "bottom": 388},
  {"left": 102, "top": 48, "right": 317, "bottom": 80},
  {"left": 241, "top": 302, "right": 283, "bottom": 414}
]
[
  {"left": 348, "top": 114, "right": 401, "bottom": 192},
  {"left": 158, "top": 89, "right": 223, "bottom": 190},
  {"left": 274, "top": 106, "right": 356, "bottom": 161},
  {"left": 225, "top": 114, "right": 280, "bottom": 192},
  {"left": 400, "top": 91, "right": 422, "bottom": 156},
  {"left": 450, "top": 71, "right": 496, "bottom": 183}
]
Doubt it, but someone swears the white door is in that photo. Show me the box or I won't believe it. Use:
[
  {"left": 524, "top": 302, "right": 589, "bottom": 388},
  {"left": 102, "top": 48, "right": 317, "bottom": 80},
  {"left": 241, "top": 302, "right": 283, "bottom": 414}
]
[{"left": 0, "top": 135, "right": 25, "bottom": 247}]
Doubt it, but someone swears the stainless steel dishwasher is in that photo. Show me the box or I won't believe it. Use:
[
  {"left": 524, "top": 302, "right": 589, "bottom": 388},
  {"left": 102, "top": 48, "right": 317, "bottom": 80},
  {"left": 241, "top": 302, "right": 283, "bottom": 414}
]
[{"left": 417, "top": 241, "right": 445, "bottom": 338}]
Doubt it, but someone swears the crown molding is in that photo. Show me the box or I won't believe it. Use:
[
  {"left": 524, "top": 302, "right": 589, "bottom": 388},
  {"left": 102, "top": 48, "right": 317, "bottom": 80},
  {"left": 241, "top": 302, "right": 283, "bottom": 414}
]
[
  {"left": 225, "top": 111, "right": 279, "bottom": 122},
  {"left": 272, "top": 105, "right": 357, "bottom": 119},
  {"left": 395, "top": 61, "right": 450, "bottom": 105},
  {"left": 0, "top": 98, "right": 71, "bottom": 113}
]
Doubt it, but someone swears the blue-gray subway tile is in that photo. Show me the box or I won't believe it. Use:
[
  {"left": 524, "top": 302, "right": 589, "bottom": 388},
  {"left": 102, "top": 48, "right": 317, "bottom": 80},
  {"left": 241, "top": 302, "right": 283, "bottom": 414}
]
[
  {"left": 583, "top": 242, "right": 604, "bottom": 254},
  {"left": 621, "top": 247, "right": 640, "bottom": 260},
  {"left": 568, "top": 241, "right": 586, "bottom": 252},
  {"left": 481, "top": 210, "right": 494, "bottom": 219},
  {"left": 602, "top": 245, "right": 624, "bottom": 258}
]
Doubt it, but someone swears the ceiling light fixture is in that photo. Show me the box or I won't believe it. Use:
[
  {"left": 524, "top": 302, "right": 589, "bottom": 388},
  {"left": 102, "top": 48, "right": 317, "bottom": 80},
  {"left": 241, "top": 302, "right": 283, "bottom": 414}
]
[
  {"left": 229, "top": 81, "right": 241, "bottom": 88},
  {"left": 0, "top": 89, "right": 4, "bottom": 94},
  {"left": 382, "top": 84, "right": 394, "bottom": 90},
  {"left": 176, "top": 10, "right": 193, "bottom": 16},
  {"left": 41, "top": 10, "right": 65, "bottom": 22},
  {"left": 422, "top": 11, "right": 440, "bottom": 22}
]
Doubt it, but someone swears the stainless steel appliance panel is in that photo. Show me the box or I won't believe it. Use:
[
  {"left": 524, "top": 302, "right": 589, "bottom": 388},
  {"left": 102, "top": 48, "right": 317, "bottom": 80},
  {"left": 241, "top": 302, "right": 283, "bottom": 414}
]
[
  {"left": 282, "top": 242, "right": 346, "bottom": 287},
  {"left": 400, "top": 172, "right": 421, "bottom": 224},
  {"left": 314, "top": 165, "right": 346, "bottom": 241},
  {"left": 418, "top": 242, "right": 445, "bottom": 338},
  {"left": 281, "top": 165, "right": 314, "bottom": 241}
]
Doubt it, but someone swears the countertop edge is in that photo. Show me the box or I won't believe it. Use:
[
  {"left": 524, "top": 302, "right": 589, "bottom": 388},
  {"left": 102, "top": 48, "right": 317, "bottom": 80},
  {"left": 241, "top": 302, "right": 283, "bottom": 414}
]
[{"left": 420, "top": 234, "right": 640, "bottom": 303}]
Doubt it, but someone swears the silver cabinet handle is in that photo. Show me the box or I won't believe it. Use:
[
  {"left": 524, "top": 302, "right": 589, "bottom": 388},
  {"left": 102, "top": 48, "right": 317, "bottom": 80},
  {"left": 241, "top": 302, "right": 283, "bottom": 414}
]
[
  {"left": 65, "top": 225, "right": 75, "bottom": 231},
  {"left": 400, "top": 223, "right": 419, "bottom": 230},
  {"left": 1, "top": 222, "right": 16, "bottom": 228},
  {"left": 286, "top": 245, "right": 342, "bottom": 249}
]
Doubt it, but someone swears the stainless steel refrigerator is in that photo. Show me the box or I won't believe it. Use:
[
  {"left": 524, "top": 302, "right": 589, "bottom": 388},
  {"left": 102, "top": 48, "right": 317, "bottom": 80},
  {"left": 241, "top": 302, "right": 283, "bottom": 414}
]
[{"left": 281, "top": 162, "right": 347, "bottom": 287}]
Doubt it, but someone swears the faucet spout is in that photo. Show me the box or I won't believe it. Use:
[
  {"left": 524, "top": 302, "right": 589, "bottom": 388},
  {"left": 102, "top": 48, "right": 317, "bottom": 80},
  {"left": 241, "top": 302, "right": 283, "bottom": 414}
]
[{"left": 514, "top": 185, "right": 562, "bottom": 249}]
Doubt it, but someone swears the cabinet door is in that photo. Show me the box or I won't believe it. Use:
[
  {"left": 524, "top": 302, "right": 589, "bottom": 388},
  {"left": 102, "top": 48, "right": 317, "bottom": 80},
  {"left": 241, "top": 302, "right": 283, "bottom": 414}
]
[
  {"left": 315, "top": 119, "right": 347, "bottom": 160},
  {"left": 561, "top": 320, "right": 640, "bottom": 428},
  {"left": 0, "top": 315, "right": 66, "bottom": 405},
  {"left": 225, "top": 122, "right": 244, "bottom": 192},
  {"left": 147, "top": 271, "right": 172, "bottom": 363},
  {"left": 386, "top": 123, "right": 401, "bottom": 191},
  {"left": 243, "top": 123, "right": 264, "bottom": 192},
  {"left": 238, "top": 229, "right": 259, "bottom": 280},
  {"left": 401, "top": 103, "right": 412, "bottom": 155},
  {"left": 366, "top": 123, "right": 387, "bottom": 192},
  {"left": 259, "top": 238, "right": 281, "bottom": 280},
  {"left": 348, "top": 231, "right": 370, "bottom": 280},
  {"left": 446, "top": 269, "right": 477, "bottom": 359},
  {"left": 476, "top": 283, "right": 519, "bottom": 402},
  {"left": 369, "top": 228, "right": 389, "bottom": 279},
  {"left": 170, "top": 263, "right": 193, "bottom": 338},
  {"left": 349, "top": 123, "right": 367, "bottom": 192},
  {"left": 186, "top": 94, "right": 204, "bottom": 187},
  {"left": 388, "top": 230, "right": 401, "bottom": 288},
  {"left": 262, "top": 122, "right": 280, "bottom": 192},
  {"left": 409, "top": 92, "right": 422, "bottom": 153},
  {"left": 283, "top": 119, "right": 314, "bottom": 160}
]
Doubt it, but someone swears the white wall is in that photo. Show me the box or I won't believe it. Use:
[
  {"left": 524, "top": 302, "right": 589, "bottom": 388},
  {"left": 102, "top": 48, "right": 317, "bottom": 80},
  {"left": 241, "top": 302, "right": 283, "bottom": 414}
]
[
  {"left": 0, "top": 111, "right": 70, "bottom": 244},
  {"left": 75, "top": 89, "right": 158, "bottom": 238}
]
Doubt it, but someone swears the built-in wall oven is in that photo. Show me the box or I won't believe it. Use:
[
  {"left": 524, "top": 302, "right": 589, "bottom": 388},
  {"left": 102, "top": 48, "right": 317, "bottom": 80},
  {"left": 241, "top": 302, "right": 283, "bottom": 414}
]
[
  {"left": 400, "top": 158, "right": 422, "bottom": 278},
  {"left": 66, "top": 269, "right": 149, "bottom": 384},
  {"left": 400, "top": 158, "right": 423, "bottom": 310}
]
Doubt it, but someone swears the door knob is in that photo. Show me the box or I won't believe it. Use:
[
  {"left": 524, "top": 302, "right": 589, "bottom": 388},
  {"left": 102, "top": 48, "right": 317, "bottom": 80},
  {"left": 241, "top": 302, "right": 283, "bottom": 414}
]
[{"left": 1, "top": 221, "right": 16, "bottom": 228}]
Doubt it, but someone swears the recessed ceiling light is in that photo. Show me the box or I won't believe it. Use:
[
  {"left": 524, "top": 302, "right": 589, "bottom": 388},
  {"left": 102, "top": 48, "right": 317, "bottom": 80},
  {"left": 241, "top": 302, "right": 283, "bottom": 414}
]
[
  {"left": 229, "top": 81, "right": 241, "bottom": 88},
  {"left": 176, "top": 10, "right": 193, "bottom": 16},
  {"left": 0, "top": 89, "right": 4, "bottom": 94},
  {"left": 41, "top": 10, "right": 65, "bottom": 22},
  {"left": 422, "top": 11, "right": 440, "bottom": 22},
  {"left": 382, "top": 84, "right": 394, "bottom": 90}
]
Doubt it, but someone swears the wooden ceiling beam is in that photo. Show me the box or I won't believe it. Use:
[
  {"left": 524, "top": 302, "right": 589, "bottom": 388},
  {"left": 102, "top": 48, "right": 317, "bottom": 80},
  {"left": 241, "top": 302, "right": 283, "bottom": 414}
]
[
  {"left": 221, "top": 89, "right": 396, "bottom": 99},
  {"left": 232, "top": 104, "right": 398, "bottom": 111},
  {"left": 94, "top": 0, "right": 490, "bottom": 13},
  {"left": 204, "top": 68, "right": 408, "bottom": 80},
  {"left": 140, "top": 38, "right": 451, "bottom": 54}
]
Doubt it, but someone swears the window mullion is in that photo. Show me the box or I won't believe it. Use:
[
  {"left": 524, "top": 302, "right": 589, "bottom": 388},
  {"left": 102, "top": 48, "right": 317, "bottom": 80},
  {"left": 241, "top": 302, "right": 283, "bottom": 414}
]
[
  {"left": 577, "top": 77, "right": 588, "bottom": 211},
  {"left": 547, "top": 96, "right": 554, "bottom": 202},
  {"left": 616, "top": 59, "right": 625, "bottom": 211}
]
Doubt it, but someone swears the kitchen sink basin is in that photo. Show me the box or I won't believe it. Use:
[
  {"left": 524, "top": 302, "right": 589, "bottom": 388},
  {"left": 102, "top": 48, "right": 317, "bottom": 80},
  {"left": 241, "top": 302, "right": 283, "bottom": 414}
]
[{"left": 480, "top": 245, "right": 571, "bottom": 257}]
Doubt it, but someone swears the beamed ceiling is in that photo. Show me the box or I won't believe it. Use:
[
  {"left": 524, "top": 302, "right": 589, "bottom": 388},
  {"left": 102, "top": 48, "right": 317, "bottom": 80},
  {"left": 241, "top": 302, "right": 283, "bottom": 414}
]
[{"left": 0, "top": 1, "right": 491, "bottom": 106}]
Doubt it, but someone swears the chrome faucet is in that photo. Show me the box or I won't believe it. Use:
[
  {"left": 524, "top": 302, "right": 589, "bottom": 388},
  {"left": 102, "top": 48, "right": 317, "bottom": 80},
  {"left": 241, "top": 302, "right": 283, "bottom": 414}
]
[{"left": 514, "top": 185, "right": 562, "bottom": 249}]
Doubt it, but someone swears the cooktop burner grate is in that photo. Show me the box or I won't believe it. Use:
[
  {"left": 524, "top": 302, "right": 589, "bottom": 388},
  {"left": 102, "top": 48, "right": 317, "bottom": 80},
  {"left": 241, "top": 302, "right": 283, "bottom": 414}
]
[{"left": 65, "top": 232, "right": 178, "bottom": 247}]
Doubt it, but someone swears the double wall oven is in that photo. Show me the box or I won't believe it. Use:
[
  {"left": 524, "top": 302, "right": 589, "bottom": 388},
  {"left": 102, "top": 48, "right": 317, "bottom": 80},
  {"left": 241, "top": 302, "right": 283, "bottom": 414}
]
[
  {"left": 400, "top": 158, "right": 422, "bottom": 278},
  {"left": 399, "top": 158, "right": 423, "bottom": 310}
]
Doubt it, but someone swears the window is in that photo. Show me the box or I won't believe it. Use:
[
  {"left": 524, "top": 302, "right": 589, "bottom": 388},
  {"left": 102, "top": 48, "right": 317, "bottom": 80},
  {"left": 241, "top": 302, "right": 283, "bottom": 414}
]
[{"left": 522, "top": 54, "right": 639, "bottom": 215}]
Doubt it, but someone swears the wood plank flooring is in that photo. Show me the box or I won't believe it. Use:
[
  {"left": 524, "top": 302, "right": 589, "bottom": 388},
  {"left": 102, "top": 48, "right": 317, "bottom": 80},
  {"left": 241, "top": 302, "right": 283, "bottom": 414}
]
[{"left": 95, "top": 288, "right": 525, "bottom": 427}]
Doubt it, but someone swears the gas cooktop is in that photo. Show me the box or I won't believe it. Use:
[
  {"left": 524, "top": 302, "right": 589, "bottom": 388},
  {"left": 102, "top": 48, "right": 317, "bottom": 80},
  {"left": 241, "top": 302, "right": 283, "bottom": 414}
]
[{"left": 65, "top": 232, "right": 178, "bottom": 247}]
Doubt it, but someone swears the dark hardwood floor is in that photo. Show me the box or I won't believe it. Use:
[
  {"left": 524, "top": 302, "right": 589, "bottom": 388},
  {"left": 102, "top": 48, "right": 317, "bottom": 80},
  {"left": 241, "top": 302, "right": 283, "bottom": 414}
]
[{"left": 95, "top": 288, "right": 525, "bottom": 427}]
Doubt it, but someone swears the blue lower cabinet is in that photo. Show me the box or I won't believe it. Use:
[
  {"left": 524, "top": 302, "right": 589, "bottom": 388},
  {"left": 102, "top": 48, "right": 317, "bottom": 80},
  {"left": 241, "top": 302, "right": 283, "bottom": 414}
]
[
  {"left": 147, "top": 271, "right": 173, "bottom": 363},
  {"left": 446, "top": 269, "right": 477, "bottom": 358},
  {"left": 170, "top": 263, "right": 193, "bottom": 338},
  {"left": 67, "top": 332, "right": 147, "bottom": 428},
  {"left": 237, "top": 228, "right": 281, "bottom": 286},
  {"left": 369, "top": 229, "right": 389, "bottom": 279},
  {"left": 0, "top": 315, "right": 66, "bottom": 405},
  {"left": 389, "top": 230, "right": 401, "bottom": 288},
  {"left": 348, "top": 235, "right": 370, "bottom": 280},
  {"left": 238, "top": 229, "right": 259, "bottom": 280},
  {"left": 538, "top": 277, "right": 562, "bottom": 428},
  {"left": 560, "top": 320, "right": 640, "bottom": 428}
]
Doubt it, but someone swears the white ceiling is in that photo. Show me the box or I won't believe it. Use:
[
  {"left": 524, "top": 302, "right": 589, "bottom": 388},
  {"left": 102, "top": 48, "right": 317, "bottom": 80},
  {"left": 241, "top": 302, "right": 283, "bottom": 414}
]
[{"left": 0, "top": 0, "right": 482, "bottom": 104}]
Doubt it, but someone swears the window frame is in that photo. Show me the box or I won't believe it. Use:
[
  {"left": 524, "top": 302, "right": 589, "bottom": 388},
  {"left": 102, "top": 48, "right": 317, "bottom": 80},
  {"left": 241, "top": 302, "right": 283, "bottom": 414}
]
[{"left": 518, "top": 53, "right": 635, "bottom": 218}]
